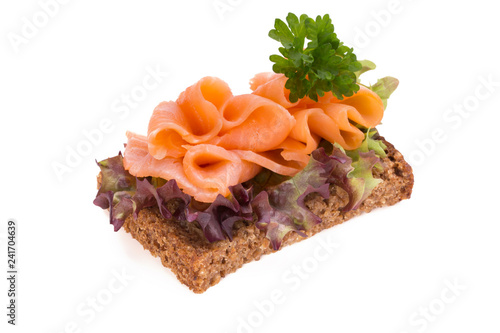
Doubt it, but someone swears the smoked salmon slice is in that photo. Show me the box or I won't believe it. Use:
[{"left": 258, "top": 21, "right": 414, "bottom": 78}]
[
  {"left": 182, "top": 144, "right": 261, "bottom": 196},
  {"left": 209, "top": 94, "right": 295, "bottom": 152},
  {"left": 233, "top": 149, "right": 305, "bottom": 177},
  {"left": 147, "top": 77, "right": 232, "bottom": 160},
  {"left": 250, "top": 72, "right": 300, "bottom": 109},
  {"left": 123, "top": 74, "right": 385, "bottom": 202},
  {"left": 123, "top": 132, "right": 219, "bottom": 201},
  {"left": 123, "top": 131, "right": 300, "bottom": 202},
  {"left": 251, "top": 73, "right": 384, "bottom": 151}
]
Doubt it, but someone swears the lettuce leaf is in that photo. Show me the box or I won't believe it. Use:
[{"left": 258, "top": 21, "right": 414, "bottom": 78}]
[
  {"left": 93, "top": 153, "right": 136, "bottom": 231},
  {"left": 94, "top": 131, "right": 387, "bottom": 249},
  {"left": 196, "top": 184, "right": 254, "bottom": 242},
  {"left": 355, "top": 59, "right": 376, "bottom": 80},
  {"left": 356, "top": 128, "right": 387, "bottom": 159},
  {"left": 252, "top": 131, "right": 385, "bottom": 248},
  {"left": 354, "top": 59, "right": 399, "bottom": 110},
  {"left": 369, "top": 76, "right": 399, "bottom": 109},
  {"left": 93, "top": 154, "right": 254, "bottom": 242},
  {"left": 252, "top": 156, "right": 331, "bottom": 250}
]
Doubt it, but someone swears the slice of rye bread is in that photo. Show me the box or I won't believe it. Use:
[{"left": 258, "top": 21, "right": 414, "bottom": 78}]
[{"left": 118, "top": 137, "right": 413, "bottom": 293}]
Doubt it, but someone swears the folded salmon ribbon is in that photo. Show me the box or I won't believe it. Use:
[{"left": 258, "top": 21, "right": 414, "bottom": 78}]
[{"left": 123, "top": 73, "right": 384, "bottom": 202}]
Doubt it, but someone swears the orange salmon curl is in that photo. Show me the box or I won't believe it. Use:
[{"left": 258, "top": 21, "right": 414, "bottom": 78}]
[{"left": 123, "top": 74, "right": 384, "bottom": 202}]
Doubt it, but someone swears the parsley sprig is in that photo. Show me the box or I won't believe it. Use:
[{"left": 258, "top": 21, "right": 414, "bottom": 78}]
[{"left": 269, "top": 13, "right": 362, "bottom": 102}]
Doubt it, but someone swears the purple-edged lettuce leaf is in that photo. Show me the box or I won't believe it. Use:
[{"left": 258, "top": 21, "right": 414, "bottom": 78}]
[
  {"left": 334, "top": 129, "right": 385, "bottom": 210},
  {"left": 95, "top": 153, "right": 136, "bottom": 195},
  {"left": 94, "top": 154, "right": 254, "bottom": 242},
  {"left": 252, "top": 130, "right": 386, "bottom": 249},
  {"left": 93, "top": 154, "right": 193, "bottom": 232},
  {"left": 251, "top": 155, "right": 331, "bottom": 250},
  {"left": 93, "top": 154, "right": 171, "bottom": 231},
  {"left": 95, "top": 129, "right": 387, "bottom": 249},
  {"left": 320, "top": 146, "right": 382, "bottom": 211},
  {"left": 314, "top": 130, "right": 384, "bottom": 212},
  {"left": 198, "top": 184, "right": 254, "bottom": 242},
  {"left": 222, "top": 184, "right": 254, "bottom": 240},
  {"left": 156, "top": 179, "right": 191, "bottom": 220},
  {"left": 93, "top": 153, "right": 137, "bottom": 231}
]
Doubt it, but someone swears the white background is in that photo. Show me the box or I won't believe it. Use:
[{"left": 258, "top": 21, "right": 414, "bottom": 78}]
[{"left": 1, "top": 0, "right": 499, "bottom": 332}]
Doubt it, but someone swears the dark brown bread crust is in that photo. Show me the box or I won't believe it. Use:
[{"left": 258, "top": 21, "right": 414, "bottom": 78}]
[{"left": 121, "top": 137, "right": 413, "bottom": 293}]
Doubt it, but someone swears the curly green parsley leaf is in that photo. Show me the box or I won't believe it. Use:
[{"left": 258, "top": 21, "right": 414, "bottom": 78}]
[{"left": 269, "top": 13, "right": 362, "bottom": 102}]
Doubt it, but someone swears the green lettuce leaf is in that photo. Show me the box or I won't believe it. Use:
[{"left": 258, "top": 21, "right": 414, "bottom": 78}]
[
  {"left": 355, "top": 59, "right": 376, "bottom": 80},
  {"left": 339, "top": 130, "right": 385, "bottom": 210},
  {"left": 354, "top": 59, "right": 399, "bottom": 109},
  {"left": 369, "top": 76, "right": 399, "bottom": 109},
  {"left": 357, "top": 128, "right": 387, "bottom": 158}
]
